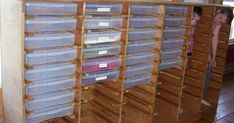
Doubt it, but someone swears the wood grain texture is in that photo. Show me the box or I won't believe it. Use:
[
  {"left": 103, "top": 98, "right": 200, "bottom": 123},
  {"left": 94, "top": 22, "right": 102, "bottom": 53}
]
[{"left": 1, "top": 0, "right": 25, "bottom": 123}]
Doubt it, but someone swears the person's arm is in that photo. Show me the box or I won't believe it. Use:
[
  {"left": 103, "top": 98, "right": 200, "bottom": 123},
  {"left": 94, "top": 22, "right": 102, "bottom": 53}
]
[{"left": 211, "top": 25, "right": 221, "bottom": 68}]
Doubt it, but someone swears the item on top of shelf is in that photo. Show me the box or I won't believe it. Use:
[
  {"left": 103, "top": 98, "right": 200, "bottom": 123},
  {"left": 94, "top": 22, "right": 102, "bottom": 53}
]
[
  {"left": 126, "top": 52, "right": 155, "bottom": 66},
  {"left": 160, "top": 48, "right": 182, "bottom": 60},
  {"left": 161, "top": 38, "right": 184, "bottom": 49},
  {"left": 125, "top": 63, "right": 153, "bottom": 78},
  {"left": 165, "top": 6, "right": 188, "bottom": 15},
  {"left": 127, "top": 40, "right": 156, "bottom": 54},
  {"left": 164, "top": 17, "right": 186, "bottom": 27},
  {"left": 163, "top": 27, "right": 185, "bottom": 39},
  {"left": 128, "top": 28, "right": 158, "bottom": 41}
]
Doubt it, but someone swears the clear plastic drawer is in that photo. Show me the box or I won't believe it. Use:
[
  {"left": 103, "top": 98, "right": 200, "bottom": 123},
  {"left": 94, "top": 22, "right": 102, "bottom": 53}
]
[
  {"left": 25, "top": 48, "right": 77, "bottom": 65},
  {"left": 25, "top": 63, "right": 76, "bottom": 81},
  {"left": 126, "top": 52, "right": 155, "bottom": 66},
  {"left": 84, "top": 31, "right": 121, "bottom": 45},
  {"left": 82, "top": 70, "right": 119, "bottom": 85},
  {"left": 84, "top": 17, "right": 123, "bottom": 29},
  {"left": 165, "top": 6, "right": 188, "bottom": 15},
  {"left": 83, "top": 57, "right": 121, "bottom": 73},
  {"left": 26, "top": 104, "right": 73, "bottom": 123},
  {"left": 125, "top": 74, "right": 151, "bottom": 88},
  {"left": 26, "top": 77, "right": 75, "bottom": 96},
  {"left": 128, "top": 29, "right": 157, "bottom": 41},
  {"left": 162, "top": 38, "right": 184, "bottom": 49},
  {"left": 125, "top": 63, "right": 153, "bottom": 78},
  {"left": 26, "top": 90, "right": 75, "bottom": 111},
  {"left": 160, "top": 59, "right": 182, "bottom": 70},
  {"left": 127, "top": 41, "right": 156, "bottom": 54},
  {"left": 129, "top": 17, "right": 158, "bottom": 28},
  {"left": 83, "top": 44, "right": 120, "bottom": 59},
  {"left": 160, "top": 49, "right": 182, "bottom": 60},
  {"left": 25, "top": 2, "right": 78, "bottom": 15},
  {"left": 25, "top": 17, "right": 77, "bottom": 32},
  {"left": 25, "top": 32, "right": 75, "bottom": 49},
  {"left": 163, "top": 28, "right": 185, "bottom": 39},
  {"left": 86, "top": 3, "right": 122, "bottom": 14},
  {"left": 164, "top": 17, "right": 186, "bottom": 27},
  {"left": 131, "top": 5, "right": 160, "bottom": 15}
]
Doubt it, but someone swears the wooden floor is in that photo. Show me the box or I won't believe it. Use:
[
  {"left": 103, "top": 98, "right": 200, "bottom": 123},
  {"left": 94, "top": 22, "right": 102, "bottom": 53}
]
[{"left": 0, "top": 73, "right": 234, "bottom": 123}]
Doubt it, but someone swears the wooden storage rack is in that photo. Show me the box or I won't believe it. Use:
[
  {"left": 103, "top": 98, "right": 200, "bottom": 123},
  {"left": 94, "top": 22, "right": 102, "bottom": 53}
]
[{"left": 1, "top": 0, "right": 232, "bottom": 123}]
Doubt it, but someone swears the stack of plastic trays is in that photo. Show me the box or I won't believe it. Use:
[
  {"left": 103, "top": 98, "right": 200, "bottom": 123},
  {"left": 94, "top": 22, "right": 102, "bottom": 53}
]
[
  {"left": 160, "top": 6, "right": 187, "bottom": 70},
  {"left": 25, "top": 2, "right": 78, "bottom": 123},
  {"left": 82, "top": 3, "right": 123, "bottom": 86},
  {"left": 124, "top": 4, "right": 160, "bottom": 88}
]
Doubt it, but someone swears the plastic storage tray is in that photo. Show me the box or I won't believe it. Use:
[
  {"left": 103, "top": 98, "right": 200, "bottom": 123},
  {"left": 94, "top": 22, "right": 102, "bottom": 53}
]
[
  {"left": 163, "top": 28, "right": 185, "bottom": 39},
  {"left": 25, "top": 48, "right": 77, "bottom": 65},
  {"left": 84, "top": 31, "right": 121, "bottom": 44},
  {"left": 25, "top": 32, "right": 75, "bottom": 49},
  {"left": 125, "top": 63, "right": 153, "bottom": 78},
  {"left": 26, "top": 90, "right": 75, "bottom": 111},
  {"left": 84, "top": 17, "right": 123, "bottom": 29},
  {"left": 160, "top": 59, "right": 182, "bottom": 70},
  {"left": 83, "top": 57, "right": 121, "bottom": 73},
  {"left": 125, "top": 75, "right": 151, "bottom": 88},
  {"left": 164, "top": 17, "right": 186, "bottom": 27},
  {"left": 86, "top": 3, "right": 122, "bottom": 14},
  {"left": 25, "top": 2, "right": 77, "bottom": 15},
  {"left": 25, "top": 63, "right": 76, "bottom": 81},
  {"left": 165, "top": 6, "right": 188, "bottom": 15},
  {"left": 25, "top": 17, "right": 77, "bottom": 32},
  {"left": 131, "top": 5, "right": 160, "bottom": 15},
  {"left": 82, "top": 70, "right": 119, "bottom": 85},
  {"left": 26, "top": 104, "right": 73, "bottom": 123},
  {"left": 127, "top": 41, "right": 156, "bottom": 54},
  {"left": 160, "top": 49, "right": 182, "bottom": 60},
  {"left": 126, "top": 52, "right": 155, "bottom": 66},
  {"left": 128, "top": 29, "right": 157, "bottom": 41},
  {"left": 129, "top": 17, "right": 158, "bottom": 28},
  {"left": 162, "top": 38, "right": 184, "bottom": 49},
  {"left": 26, "top": 77, "right": 75, "bottom": 96},
  {"left": 83, "top": 44, "right": 120, "bottom": 59}
]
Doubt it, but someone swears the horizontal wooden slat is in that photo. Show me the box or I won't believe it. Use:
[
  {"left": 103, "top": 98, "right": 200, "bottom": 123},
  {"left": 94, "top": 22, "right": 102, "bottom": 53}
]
[
  {"left": 157, "top": 89, "right": 181, "bottom": 106},
  {"left": 208, "top": 80, "right": 222, "bottom": 90},
  {"left": 212, "top": 65, "right": 224, "bottom": 75},
  {"left": 191, "top": 50, "right": 209, "bottom": 62},
  {"left": 219, "top": 32, "right": 229, "bottom": 41},
  {"left": 184, "top": 76, "right": 203, "bottom": 89},
  {"left": 201, "top": 7, "right": 215, "bottom": 16},
  {"left": 218, "top": 41, "right": 228, "bottom": 50},
  {"left": 158, "top": 81, "right": 182, "bottom": 97},
  {"left": 183, "top": 84, "right": 202, "bottom": 97},
  {"left": 186, "top": 68, "right": 205, "bottom": 81},
  {"left": 159, "top": 72, "right": 183, "bottom": 87},
  {"left": 210, "top": 72, "right": 222, "bottom": 82},
  {"left": 199, "top": 15, "right": 213, "bottom": 25},
  {"left": 194, "top": 32, "right": 211, "bottom": 45},
  {"left": 189, "top": 59, "right": 207, "bottom": 71},
  {"left": 193, "top": 42, "right": 209, "bottom": 54},
  {"left": 164, "top": 67, "right": 184, "bottom": 77},
  {"left": 127, "top": 87, "right": 155, "bottom": 104},
  {"left": 220, "top": 25, "right": 231, "bottom": 33},
  {"left": 196, "top": 24, "right": 212, "bottom": 34}
]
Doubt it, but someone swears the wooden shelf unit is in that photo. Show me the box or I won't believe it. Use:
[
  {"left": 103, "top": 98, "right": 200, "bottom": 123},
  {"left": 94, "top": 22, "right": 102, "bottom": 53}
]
[{"left": 1, "top": 1, "right": 232, "bottom": 123}]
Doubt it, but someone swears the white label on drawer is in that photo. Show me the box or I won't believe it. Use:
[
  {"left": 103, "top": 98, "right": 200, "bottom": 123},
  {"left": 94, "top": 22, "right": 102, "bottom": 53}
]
[
  {"left": 98, "top": 37, "right": 109, "bottom": 41},
  {"left": 97, "top": 8, "right": 111, "bottom": 12},
  {"left": 95, "top": 76, "right": 107, "bottom": 81},
  {"left": 98, "top": 50, "right": 108, "bottom": 55},
  {"left": 99, "top": 63, "right": 107, "bottom": 68},
  {"left": 99, "top": 22, "right": 109, "bottom": 26}
]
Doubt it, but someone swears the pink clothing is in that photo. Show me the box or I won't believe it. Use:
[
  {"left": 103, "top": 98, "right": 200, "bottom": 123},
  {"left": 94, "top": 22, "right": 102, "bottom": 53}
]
[{"left": 187, "top": 26, "right": 196, "bottom": 54}]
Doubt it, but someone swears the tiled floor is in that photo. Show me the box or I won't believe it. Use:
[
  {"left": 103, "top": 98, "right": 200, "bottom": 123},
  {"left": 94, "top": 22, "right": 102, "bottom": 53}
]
[{"left": 0, "top": 73, "right": 234, "bottom": 123}]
